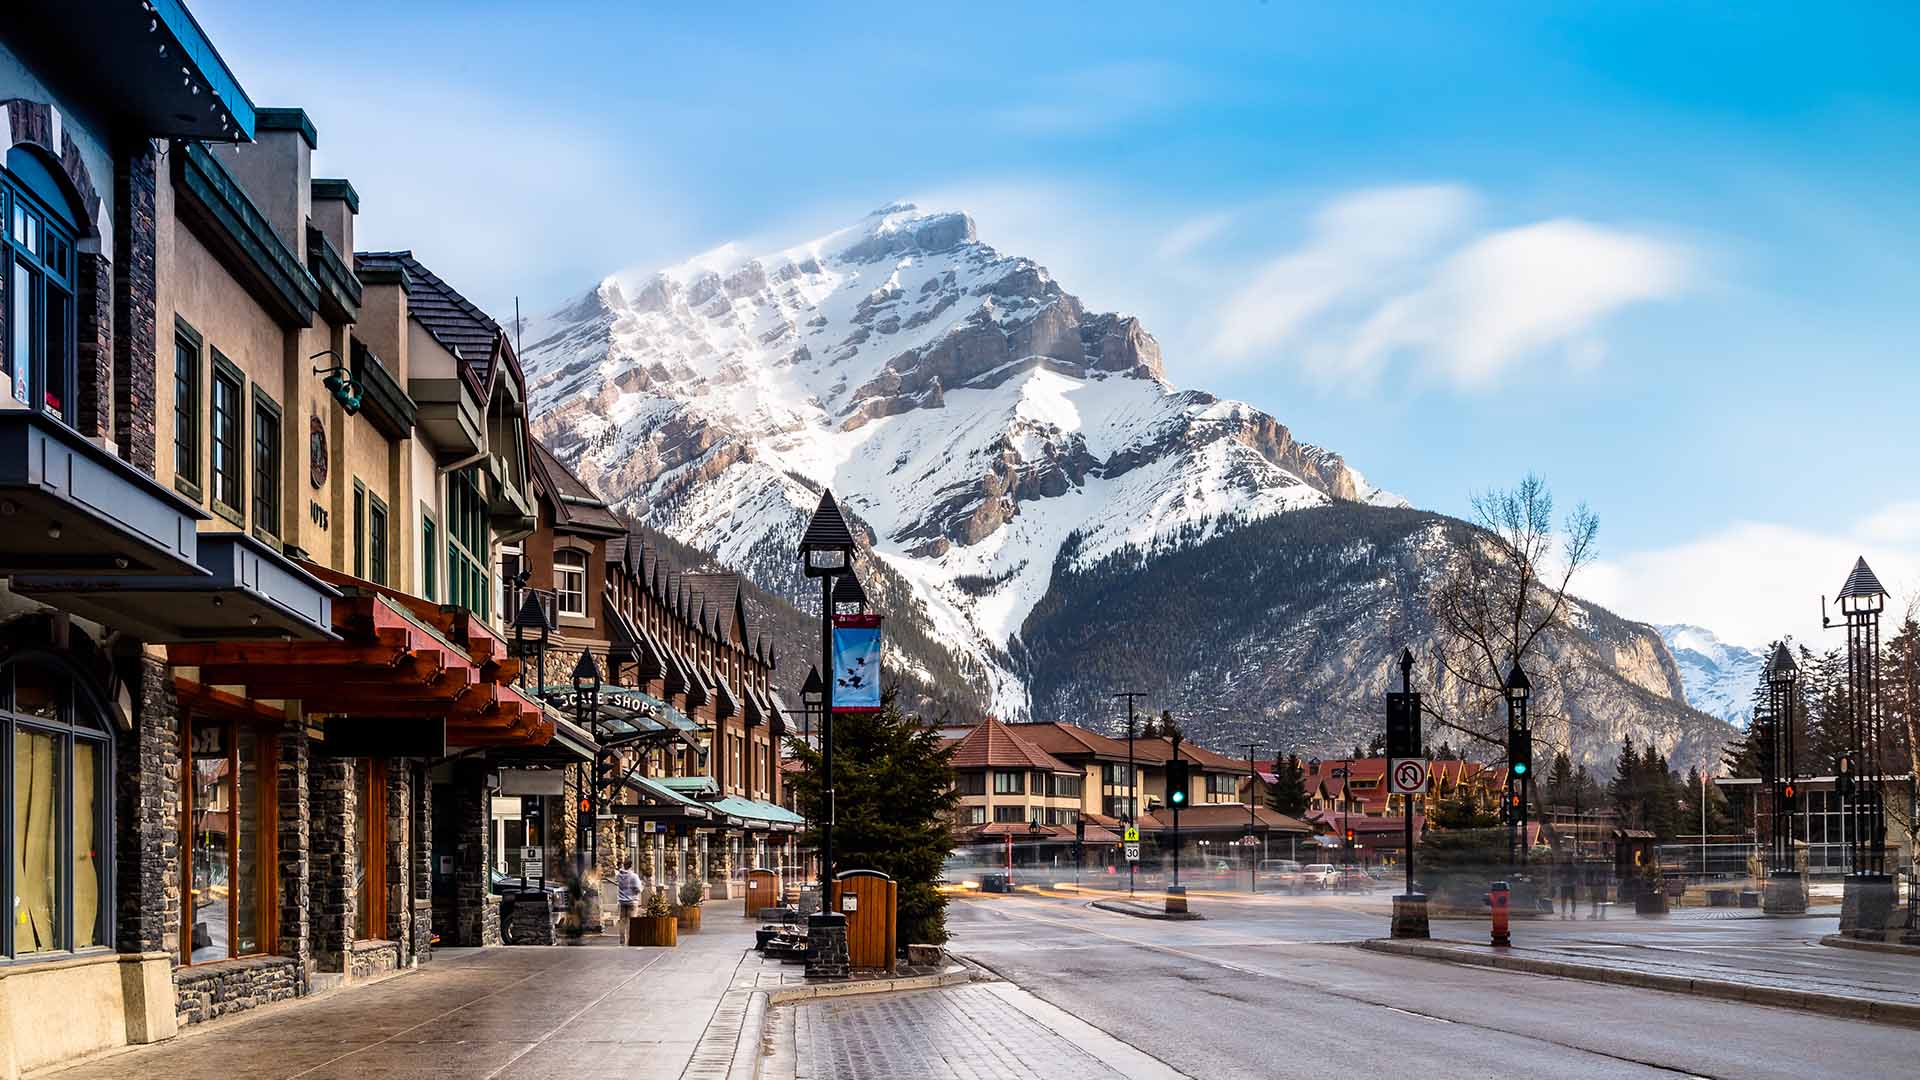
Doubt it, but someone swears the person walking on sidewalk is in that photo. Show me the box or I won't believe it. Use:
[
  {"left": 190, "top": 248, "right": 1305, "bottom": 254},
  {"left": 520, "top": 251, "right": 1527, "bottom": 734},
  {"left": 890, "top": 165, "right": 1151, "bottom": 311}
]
[{"left": 616, "top": 860, "right": 644, "bottom": 941}]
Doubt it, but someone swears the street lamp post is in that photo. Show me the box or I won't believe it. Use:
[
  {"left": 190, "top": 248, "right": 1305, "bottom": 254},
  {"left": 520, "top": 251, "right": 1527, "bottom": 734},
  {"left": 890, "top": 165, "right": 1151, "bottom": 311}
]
[
  {"left": 572, "top": 649, "right": 603, "bottom": 878},
  {"left": 1825, "top": 557, "right": 1893, "bottom": 934},
  {"left": 1762, "top": 643, "right": 1809, "bottom": 912},
  {"left": 1244, "top": 742, "right": 1267, "bottom": 894},
  {"left": 1113, "top": 692, "right": 1146, "bottom": 898},
  {"left": 801, "top": 665, "right": 823, "bottom": 883},
  {"left": 1504, "top": 663, "right": 1532, "bottom": 873},
  {"left": 798, "top": 490, "right": 856, "bottom": 979}
]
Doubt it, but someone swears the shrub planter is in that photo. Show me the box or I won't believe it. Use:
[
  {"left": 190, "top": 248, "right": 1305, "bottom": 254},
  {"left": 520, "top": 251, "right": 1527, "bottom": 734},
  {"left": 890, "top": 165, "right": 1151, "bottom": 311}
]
[
  {"left": 633, "top": 915, "right": 678, "bottom": 947},
  {"left": 676, "top": 904, "right": 703, "bottom": 933},
  {"left": 1635, "top": 891, "right": 1669, "bottom": 915}
]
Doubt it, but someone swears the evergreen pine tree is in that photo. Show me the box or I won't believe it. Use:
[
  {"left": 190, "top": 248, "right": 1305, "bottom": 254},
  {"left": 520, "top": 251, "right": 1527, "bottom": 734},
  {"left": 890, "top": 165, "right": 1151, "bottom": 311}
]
[
  {"left": 1544, "top": 751, "right": 1575, "bottom": 809},
  {"left": 1608, "top": 735, "right": 1641, "bottom": 828},
  {"left": 1266, "top": 753, "right": 1310, "bottom": 817},
  {"left": 786, "top": 689, "right": 958, "bottom": 944}
]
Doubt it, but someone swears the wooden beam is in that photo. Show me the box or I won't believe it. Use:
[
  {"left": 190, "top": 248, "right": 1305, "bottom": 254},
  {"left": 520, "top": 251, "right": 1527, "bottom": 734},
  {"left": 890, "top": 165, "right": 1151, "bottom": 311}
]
[{"left": 168, "top": 628, "right": 410, "bottom": 667}]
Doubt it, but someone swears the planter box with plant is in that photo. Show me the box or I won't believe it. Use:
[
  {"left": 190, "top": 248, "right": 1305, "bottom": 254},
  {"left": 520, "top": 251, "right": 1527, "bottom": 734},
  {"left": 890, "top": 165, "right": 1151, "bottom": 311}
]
[
  {"left": 632, "top": 889, "right": 678, "bottom": 947},
  {"left": 676, "top": 880, "right": 704, "bottom": 932}
]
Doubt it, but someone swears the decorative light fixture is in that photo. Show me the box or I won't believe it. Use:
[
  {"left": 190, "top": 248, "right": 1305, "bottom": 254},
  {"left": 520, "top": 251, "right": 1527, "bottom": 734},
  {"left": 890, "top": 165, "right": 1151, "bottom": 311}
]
[{"left": 310, "top": 350, "right": 363, "bottom": 415}]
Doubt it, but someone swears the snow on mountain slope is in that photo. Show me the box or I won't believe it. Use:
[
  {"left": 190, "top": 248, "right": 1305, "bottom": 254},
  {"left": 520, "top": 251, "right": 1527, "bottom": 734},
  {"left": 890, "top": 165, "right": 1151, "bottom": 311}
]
[
  {"left": 1656, "top": 623, "right": 1765, "bottom": 728},
  {"left": 518, "top": 203, "right": 1399, "bottom": 717}
]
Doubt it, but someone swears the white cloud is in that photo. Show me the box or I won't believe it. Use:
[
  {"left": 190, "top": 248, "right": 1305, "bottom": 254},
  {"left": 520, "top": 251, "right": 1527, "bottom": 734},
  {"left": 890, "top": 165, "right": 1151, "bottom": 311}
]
[
  {"left": 1584, "top": 519, "right": 1920, "bottom": 649},
  {"left": 1208, "top": 187, "right": 1694, "bottom": 389},
  {"left": 1211, "top": 185, "right": 1477, "bottom": 361},
  {"left": 1347, "top": 219, "right": 1692, "bottom": 386},
  {"left": 990, "top": 61, "right": 1191, "bottom": 135},
  {"left": 1156, "top": 212, "right": 1234, "bottom": 261},
  {"left": 1859, "top": 500, "right": 1920, "bottom": 545}
]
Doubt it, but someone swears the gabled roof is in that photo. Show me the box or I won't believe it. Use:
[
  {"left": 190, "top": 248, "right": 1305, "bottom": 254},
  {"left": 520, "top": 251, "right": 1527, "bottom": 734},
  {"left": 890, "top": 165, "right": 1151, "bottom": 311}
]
[
  {"left": 1009, "top": 721, "right": 1133, "bottom": 762},
  {"left": 948, "top": 716, "right": 1074, "bottom": 773},
  {"left": 528, "top": 441, "right": 625, "bottom": 536},
  {"left": 354, "top": 250, "right": 522, "bottom": 399},
  {"left": 684, "top": 572, "right": 747, "bottom": 645}
]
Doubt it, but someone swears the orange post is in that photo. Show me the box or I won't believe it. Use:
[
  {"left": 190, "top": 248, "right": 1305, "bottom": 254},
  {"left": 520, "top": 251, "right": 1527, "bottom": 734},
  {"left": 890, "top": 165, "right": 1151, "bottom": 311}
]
[{"left": 1490, "top": 880, "right": 1511, "bottom": 946}]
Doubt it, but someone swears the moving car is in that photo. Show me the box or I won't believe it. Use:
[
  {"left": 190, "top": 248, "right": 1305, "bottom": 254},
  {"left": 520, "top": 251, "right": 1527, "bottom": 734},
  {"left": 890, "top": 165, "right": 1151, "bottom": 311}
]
[
  {"left": 1300, "top": 863, "right": 1339, "bottom": 889},
  {"left": 1257, "top": 859, "right": 1308, "bottom": 892}
]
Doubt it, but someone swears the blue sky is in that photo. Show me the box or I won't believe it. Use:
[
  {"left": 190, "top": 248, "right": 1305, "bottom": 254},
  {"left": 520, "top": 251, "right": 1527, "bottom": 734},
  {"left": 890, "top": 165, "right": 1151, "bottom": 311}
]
[{"left": 193, "top": 1, "right": 1920, "bottom": 645}]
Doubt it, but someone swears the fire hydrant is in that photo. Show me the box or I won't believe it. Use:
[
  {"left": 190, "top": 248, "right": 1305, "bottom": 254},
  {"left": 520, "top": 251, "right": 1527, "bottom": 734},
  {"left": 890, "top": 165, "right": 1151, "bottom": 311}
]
[{"left": 1490, "top": 880, "right": 1511, "bottom": 947}]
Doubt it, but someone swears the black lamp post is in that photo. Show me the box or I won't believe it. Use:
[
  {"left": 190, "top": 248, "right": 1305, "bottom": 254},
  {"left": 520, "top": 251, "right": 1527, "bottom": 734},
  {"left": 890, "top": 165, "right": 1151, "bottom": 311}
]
[
  {"left": 801, "top": 665, "right": 823, "bottom": 880},
  {"left": 798, "top": 490, "right": 855, "bottom": 979},
  {"left": 1243, "top": 741, "right": 1268, "bottom": 894},
  {"left": 1762, "top": 642, "right": 1808, "bottom": 913},
  {"left": 1826, "top": 558, "right": 1888, "bottom": 887},
  {"left": 572, "top": 649, "right": 603, "bottom": 874},
  {"left": 511, "top": 586, "right": 551, "bottom": 688},
  {"left": 1504, "top": 662, "right": 1532, "bottom": 870}
]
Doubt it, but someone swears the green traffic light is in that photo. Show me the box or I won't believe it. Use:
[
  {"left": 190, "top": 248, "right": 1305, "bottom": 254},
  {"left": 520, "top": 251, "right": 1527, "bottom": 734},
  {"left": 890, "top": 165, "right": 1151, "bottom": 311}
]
[{"left": 1513, "top": 762, "right": 1528, "bottom": 775}]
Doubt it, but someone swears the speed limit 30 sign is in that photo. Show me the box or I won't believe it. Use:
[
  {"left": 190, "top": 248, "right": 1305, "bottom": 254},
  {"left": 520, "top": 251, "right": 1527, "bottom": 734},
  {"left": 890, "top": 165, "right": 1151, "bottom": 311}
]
[{"left": 1388, "top": 757, "right": 1430, "bottom": 795}]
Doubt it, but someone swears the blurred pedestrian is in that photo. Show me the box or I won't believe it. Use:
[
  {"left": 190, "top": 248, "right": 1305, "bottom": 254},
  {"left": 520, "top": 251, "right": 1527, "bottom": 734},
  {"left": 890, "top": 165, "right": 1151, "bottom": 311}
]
[
  {"left": 1557, "top": 858, "right": 1577, "bottom": 919},
  {"left": 616, "top": 859, "right": 644, "bottom": 942}
]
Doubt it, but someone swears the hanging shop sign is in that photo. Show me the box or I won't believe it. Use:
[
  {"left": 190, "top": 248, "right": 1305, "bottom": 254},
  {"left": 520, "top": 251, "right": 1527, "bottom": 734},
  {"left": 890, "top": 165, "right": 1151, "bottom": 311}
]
[{"left": 830, "top": 613, "right": 883, "bottom": 713}]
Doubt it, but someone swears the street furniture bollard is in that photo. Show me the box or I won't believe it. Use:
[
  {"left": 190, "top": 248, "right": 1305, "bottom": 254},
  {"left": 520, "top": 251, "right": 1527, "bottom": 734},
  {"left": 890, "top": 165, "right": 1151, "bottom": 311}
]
[{"left": 1490, "top": 880, "right": 1511, "bottom": 947}]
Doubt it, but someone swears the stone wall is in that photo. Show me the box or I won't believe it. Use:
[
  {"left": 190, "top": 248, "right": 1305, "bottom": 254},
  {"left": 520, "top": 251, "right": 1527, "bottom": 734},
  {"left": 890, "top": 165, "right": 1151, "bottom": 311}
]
[
  {"left": 436, "top": 767, "right": 500, "bottom": 947},
  {"left": 175, "top": 956, "right": 299, "bottom": 1026},
  {"left": 112, "top": 138, "right": 157, "bottom": 474},
  {"left": 385, "top": 762, "right": 411, "bottom": 956},
  {"left": 308, "top": 755, "right": 356, "bottom": 972},
  {"left": 116, "top": 655, "right": 181, "bottom": 957},
  {"left": 276, "top": 721, "right": 311, "bottom": 979},
  {"left": 76, "top": 250, "right": 113, "bottom": 441},
  {"left": 349, "top": 940, "right": 400, "bottom": 981},
  {"left": 411, "top": 765, "right": 434, "bottom": 963}
]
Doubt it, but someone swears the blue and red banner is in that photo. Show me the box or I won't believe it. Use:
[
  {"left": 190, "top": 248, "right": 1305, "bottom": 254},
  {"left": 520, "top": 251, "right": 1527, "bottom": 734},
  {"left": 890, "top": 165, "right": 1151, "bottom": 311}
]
[{"left": 830, "top": 613, "right": 883, "bottom": 712}]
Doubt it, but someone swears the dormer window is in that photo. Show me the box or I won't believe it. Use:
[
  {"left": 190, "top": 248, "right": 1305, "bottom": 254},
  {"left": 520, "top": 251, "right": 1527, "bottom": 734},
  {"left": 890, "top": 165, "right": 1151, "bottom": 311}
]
[{"left": 555, "top": 549, "right": 587, "bottom": 617}]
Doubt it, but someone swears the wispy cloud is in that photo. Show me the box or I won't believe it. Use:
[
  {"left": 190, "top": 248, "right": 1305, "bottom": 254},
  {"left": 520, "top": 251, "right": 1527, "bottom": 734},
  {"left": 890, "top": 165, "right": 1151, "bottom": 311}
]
[
  {"left": 1210, "top": 185, "right": 1695, "bottom": 389},
  {"left": 1583, "top": 517, "right": 1920, "bottom": 648},
  {"left": 990, "top": 61, "right": 1192, "bottom": 135}
]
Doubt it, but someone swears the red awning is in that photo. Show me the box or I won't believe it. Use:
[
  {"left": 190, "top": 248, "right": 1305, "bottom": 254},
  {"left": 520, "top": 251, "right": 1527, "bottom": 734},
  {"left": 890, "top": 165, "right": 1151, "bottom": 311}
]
[{"left": 168, "top": 565, "right": 554, "bottom": 749}]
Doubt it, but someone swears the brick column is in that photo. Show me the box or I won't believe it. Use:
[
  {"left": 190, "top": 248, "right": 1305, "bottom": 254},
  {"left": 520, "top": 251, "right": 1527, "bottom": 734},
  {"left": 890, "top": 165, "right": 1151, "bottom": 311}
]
[
  {"left": 385, "top": 763, "right": 410, "bottom": 957},
  {"left": 116, "top": 655, "right": 181, "bottom": 958},
  {"left": 411, "top": 765, "right": 433, "bottom": 964},
  {"left": 111, "top": 138, "right": 158, "bottom": 475},
  {"left": 308, "top": 756, "right": 356, "bottom": 972},
  {"left": 276, "top": 723, "right": 310, "bottom": 984},
  {"left": 76, "top": 251, "right": 113, "bottom": 441}
]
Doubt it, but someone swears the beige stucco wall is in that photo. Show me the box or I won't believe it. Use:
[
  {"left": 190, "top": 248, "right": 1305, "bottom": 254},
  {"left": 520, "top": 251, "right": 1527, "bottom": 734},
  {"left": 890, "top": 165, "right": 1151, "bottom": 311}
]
[
  {"left": 409, "top": 440, "right": 444, "bottom": 600},
  {"left": 211, "top": 128, "right": 308, "bottom": 259},
  {"left": 153, "top": 177, "right": 289, "bottom": 534}
]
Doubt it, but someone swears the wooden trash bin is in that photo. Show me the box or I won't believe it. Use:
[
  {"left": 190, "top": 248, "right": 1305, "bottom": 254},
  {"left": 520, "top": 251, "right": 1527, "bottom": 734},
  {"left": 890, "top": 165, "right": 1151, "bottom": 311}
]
[
  {"left": 830, "top": 869, "right": 897, "bottom": 972},
  {"left": 745, "top": 868, "right": 779, "bottom": 917}
]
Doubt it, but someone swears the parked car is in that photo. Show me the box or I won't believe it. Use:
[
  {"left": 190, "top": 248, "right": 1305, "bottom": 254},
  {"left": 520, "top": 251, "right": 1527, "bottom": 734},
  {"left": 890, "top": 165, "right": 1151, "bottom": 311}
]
[
  {"left": 1257, "top": 859, "right": 1307, "bottom": 892},
  {"left": 1300, "top": 863, "right": 1339, "bottom": 890},
  {"left": 1333, "top": 866, "right": 1374, "bottom": 892}
]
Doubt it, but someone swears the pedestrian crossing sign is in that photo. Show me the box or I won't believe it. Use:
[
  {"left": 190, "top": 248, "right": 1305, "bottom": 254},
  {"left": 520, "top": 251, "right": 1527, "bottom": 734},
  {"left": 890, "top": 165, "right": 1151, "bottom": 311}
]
[{"left": 1123, "top": 825, "right": 1140, "bottom": 843}]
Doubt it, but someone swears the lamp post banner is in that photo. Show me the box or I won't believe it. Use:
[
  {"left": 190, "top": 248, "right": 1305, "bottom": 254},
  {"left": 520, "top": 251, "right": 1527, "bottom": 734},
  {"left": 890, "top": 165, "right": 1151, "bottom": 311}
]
[{"left": 830, "top": 614, "right": 883, "bottom": 712}]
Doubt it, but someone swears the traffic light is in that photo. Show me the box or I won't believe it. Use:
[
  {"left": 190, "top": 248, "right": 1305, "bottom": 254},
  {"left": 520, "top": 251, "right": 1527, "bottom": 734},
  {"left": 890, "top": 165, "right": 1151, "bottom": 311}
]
[
  {"left": 1166, "top": 760, "right": 1190, "bottom": 806},
  {"left": 1508, "top": 729, "right": 1533, "bottom": 780},
  {"left": 1344, "top": 828, "right": 1355, "bottom": 844}
]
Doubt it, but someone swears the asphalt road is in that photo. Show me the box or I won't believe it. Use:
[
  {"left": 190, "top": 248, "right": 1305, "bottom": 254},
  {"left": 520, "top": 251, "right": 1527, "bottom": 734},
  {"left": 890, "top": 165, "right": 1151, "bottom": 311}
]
[{"left": 946, "top": 890, "right": 1920, "bottom": 1079}]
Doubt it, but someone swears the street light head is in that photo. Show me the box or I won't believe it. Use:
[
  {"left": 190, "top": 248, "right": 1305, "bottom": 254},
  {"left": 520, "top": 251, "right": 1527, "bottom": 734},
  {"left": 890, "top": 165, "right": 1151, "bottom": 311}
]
[
  {"left": 801, "top": 664, "right": 824, "bottom": 708},
  {"left": 1767, "top": 641, "right": 1798, "bottom": 687},
  {"left": 571, "top": 648, "right": 602, "bottom": 690},
  {"left": 1504, "top": 662, "right": 1531, "bottom": 703},
  {"left": 798, "top": 489, "right": 857, "bottom": 577},
  {"left": 1836, "top": 557, "right": 1887, "bottom": 616}
]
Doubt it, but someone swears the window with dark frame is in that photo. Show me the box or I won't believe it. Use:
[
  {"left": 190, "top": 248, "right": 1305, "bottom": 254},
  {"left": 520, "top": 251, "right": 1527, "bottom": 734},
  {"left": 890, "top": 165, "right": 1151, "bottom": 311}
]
[
  {"left": 209, "top": 356, "right": 244, "bottom": 519},
  {"left": 251, "top": 391, "right": 281, "bottom": 538},
  {"left": 173, "top": 324, "right": 201, "bottom": 493},
  {"left": 368, "top": 495, "right": 388, "bottom": 585},
  {"left": 352, "top": 484, "right": 365, "bottom": 578},
  {"left": 4, "top": 656, "right": 113, "bottom": 959},
  {"left": 2, "top": 154, "right": 80, "bottom": 427},
  {"left": 184, "top": 713, "right": 273, "bottom": 964},
  {"left": 554, "top": 549, "right": 587, "bottom": 617},
  {"left": 421, "top": 514, "right": 438, "bottom": 601}
]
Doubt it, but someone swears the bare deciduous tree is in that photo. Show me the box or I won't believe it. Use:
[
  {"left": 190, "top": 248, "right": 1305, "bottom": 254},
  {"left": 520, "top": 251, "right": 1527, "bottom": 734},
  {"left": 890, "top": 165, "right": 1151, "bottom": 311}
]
[{"left": 1429, "top": 474, "right": 1600, "bottom": 751}]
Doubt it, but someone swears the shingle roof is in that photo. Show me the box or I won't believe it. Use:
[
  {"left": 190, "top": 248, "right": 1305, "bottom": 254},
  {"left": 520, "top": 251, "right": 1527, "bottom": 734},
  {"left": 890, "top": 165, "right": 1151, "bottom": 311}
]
[
  {"left": 1143, "top": 804, "right": 1312, "bottom": 833},
  {"left": 948, "top": 716, "right": 1074, "bottom": 773},
  {"left": 1837, "top": 556, "right": 1887, "bottom": 601},
  {"left": 1009, "top": 721, "right": 1133, "bottom": 762},
  {"left": 529, "top": 440, "right": 625, "bottom": 536},
  {"left": 354, "top": 250, "right": 515, "bottom": 397}
]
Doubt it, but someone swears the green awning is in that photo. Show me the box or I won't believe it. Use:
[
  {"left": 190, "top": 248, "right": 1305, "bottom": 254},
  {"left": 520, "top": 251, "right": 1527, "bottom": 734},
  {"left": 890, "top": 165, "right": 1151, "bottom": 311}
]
[{"left": 710, "top": 796, "right": 805, "bottom": 832}]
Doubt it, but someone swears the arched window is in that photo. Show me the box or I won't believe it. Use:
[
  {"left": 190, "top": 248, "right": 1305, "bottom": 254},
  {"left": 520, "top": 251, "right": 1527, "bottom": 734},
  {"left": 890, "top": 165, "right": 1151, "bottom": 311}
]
[
  {"left": 2, "top": 654, "right": 113, "bottom": 959},
  {"left": 554, "top": 549, "right": 587, "bottom": 618},
  {"left": 3, "top": 147, "right": 82, "bottom": 426}
]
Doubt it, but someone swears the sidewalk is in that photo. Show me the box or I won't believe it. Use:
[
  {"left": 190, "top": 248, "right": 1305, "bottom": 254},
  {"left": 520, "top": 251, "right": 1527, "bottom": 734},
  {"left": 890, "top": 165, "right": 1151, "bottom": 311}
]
[
  {"left": 763, "top": 981, "right": 1187, "bottom": 1080},
  {"left": 1364, "top": 926, "right": 1920, "bottom": 1028},
  {"left": 40, "top": 921, "right": 766, "bottom": 1080}
]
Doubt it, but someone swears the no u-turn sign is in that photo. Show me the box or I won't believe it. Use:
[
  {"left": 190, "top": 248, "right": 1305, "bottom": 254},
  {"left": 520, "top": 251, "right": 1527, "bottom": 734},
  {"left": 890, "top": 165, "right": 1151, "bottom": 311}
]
[{"left": 1388, "top": 757, "right": 1430, "bottom": 795}]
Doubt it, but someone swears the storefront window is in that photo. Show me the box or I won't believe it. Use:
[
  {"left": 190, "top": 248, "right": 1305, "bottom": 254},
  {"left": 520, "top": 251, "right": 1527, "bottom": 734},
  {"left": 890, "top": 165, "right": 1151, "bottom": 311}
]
[
  {"left": 3, "top": 656, "right": 112, "bottom": 960},
  {"left": 184, "top": 716, "right": 273, "bottom": 963}
]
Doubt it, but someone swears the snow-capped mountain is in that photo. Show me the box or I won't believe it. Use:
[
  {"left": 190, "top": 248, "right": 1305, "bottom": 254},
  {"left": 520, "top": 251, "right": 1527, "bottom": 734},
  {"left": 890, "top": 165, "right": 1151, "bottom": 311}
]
[
  {"left": 517, "top": 202, "right": 1733, "bottom": 770},
  {"left": 519, "top": 203, "right": 1398, "bottom": 717},
  {"left": 1656, "top": 624, "right": 1766, "bottom": 728}
]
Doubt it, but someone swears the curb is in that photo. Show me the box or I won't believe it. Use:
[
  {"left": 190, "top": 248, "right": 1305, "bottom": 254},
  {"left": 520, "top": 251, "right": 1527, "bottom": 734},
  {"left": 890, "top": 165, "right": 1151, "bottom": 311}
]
[
  {"left": 1088, "top": 900, "right": 1204, "bottom": 921},
  {"left": 1820, "top": 933, "right": 1920, "bottom": 958},
  {"left": 765, "top": 968, "right": 979, "bottom": 1005},
  {"left": 1358, "top": 938, "right": 1920, "bottom": 1030}
]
